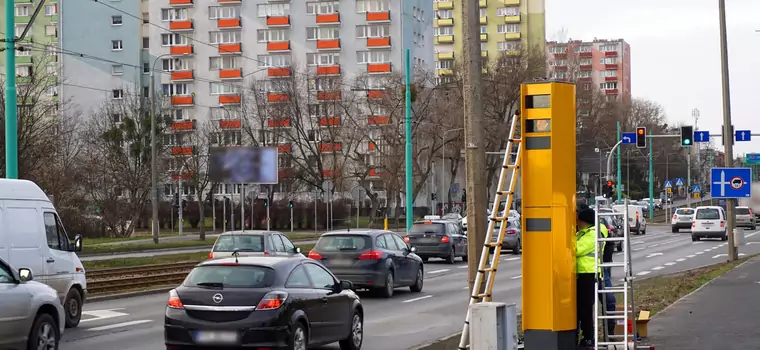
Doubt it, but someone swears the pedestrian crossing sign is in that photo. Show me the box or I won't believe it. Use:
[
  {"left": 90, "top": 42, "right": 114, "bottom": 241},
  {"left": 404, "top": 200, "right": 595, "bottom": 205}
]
[
  {"left": 664, "top": 180, "right": 673, "bottom": 189},
  {"left": 667, "top": 187, "right": 672, "bottom": 193}
]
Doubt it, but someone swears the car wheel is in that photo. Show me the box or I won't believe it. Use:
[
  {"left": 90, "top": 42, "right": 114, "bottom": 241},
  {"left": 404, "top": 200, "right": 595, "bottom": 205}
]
[
  {"left": 64, "top": 288, "right": 82, "bottom": 328},
  {"left": 27, "top": 312, "right": 59, "bottom": 350},
  {"left": 692, "top": 235, "right": 699, "bottom": 242},
  {"left": 289, "top": 322, "right": 308, "bottom": 350},
  {"left": 672, "top": 227, "right": 678, "bottom": 233},
  {"left": 462, "top": 251, "right": 468, "bottom": 262},
  {"left": 410, "top": 267, "right": 424, "bottom": 293},
  {"left": 339, "top": 311, "right": 364, "bottom": 350},
  {"left": 722, "top": 234, "right": 728, "bottom": 241},
  {"left": 377, "top": 270, "right": 394, "bottom": 298},
  {"left": 444, "top": 248, "right": 456, "bottom": 264},
  {"left": 512, "top": 239, "right": 521, "bottom": 255},
  {"left": 421, "top": 257, "right": 429, "bottom": 262}
]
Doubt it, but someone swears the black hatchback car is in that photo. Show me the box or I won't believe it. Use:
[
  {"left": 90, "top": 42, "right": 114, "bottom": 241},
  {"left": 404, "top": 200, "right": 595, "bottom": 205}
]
[
  {"left": 404, "top": 220, "right": 468, "bottom": 263},
  {"left": 164, "top": 256, "right": 364, "bottom": 350}
]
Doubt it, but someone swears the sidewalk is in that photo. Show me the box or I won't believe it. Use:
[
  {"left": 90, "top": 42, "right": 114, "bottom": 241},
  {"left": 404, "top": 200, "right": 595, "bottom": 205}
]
[{"left": 647, "top": 256, "right": 760, "bottom": 350}]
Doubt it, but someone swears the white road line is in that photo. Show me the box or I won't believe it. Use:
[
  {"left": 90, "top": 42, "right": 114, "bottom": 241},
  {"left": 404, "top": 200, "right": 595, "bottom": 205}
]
[
  {"left": 506, "top": 257, "right": 520, "bottom": 261},
  {"left": 703, "top": 249, "right": 712, "bottom": 252},
  {"left": 664, "top": 262, "right": 676, "bottom": 266},
  {"left": 645, "top": 253, "right": 663, "bottom": 258},
  {"left": 636, "top": 271, "right": 651, "bottom": 276},
  {"left": 459, "top": 265, "right": 468, "bottom": 269},
  {"left": 695, "top": 251, "right": 704, "bottom": 255},
  {"left": 676, "top": 258, "right": 686, "bottom": 262},
  {"left": 651, "top": 266, "right": 664, "bottom": 271},
  {"left": 511, "top": 275, "right": 522, "bottom": 280},
  {"left": 687, "top": 255, "right": 696, "bottom": 258},
  {"left": 712, "top": 254, "right": 727, "bottom": 259},
  {"left": 692, "top": 242, "right": 704, "bottom": 244},
  {"left": 80, "top": 309, "right": 129, "bottom": 323},
  {"left": 402, "top": 295, "right": 433, "bottom": 303},
  {"left": 740, "top": 253, "right": 747, "bottom": 257},
  {"left": 634, "top": 247, "right": 645, "bottom": 251},
  {"left": 428, "top": 269, "right": 450, "bottom": 274},
  {"left": 87, "top": 320, "right": 152, "bottom": 332}
]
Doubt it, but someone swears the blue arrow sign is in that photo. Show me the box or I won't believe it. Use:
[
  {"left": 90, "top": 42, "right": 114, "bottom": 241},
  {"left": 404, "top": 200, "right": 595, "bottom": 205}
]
[
  {"left": 693, "top": 185, "right": 701, "bottom": 193},
  {"left": 621, "top": 132, "right": 636, "bottom": 144},
  {"left": 736, "top": 130, "right": 752, "bottom": 142},
  {"left": 694, "top": 131, "right": 710, "bottom": 143},
  {"left": 675, "top": 178, "right": 684, "bottom": 187},
  {"left": 664, "top": 180, "right": 673, "bottom": 189},
  {"left": 711, "top": 167, "right": 752, "bottom": 198}
]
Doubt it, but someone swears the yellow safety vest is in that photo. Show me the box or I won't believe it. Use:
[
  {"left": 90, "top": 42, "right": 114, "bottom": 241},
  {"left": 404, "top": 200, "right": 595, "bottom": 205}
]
[{"left": 576, "top": 225, "right": 607, "bottom": 275}]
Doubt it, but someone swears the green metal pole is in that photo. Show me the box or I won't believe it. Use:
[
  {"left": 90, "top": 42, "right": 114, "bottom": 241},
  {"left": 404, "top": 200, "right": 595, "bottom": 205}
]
[
  {"left": 648, "top": 131, "right": 654, "bottom": 219},
  {"left": 616, "top": 121, "right": 622, "bottom": 201},
  {"left": 404, "top": 49, "right": 413, "bottom": 231},
  {"left": 5, "top": 5, "right": 18, "bottom": 179},
  {"left": 710, "top": 151, "right": 714, "bottom": 205}
]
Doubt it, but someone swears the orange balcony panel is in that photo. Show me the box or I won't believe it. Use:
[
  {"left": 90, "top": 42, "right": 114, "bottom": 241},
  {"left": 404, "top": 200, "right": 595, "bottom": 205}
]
[
  {"left": 169, "top": 21, "right": 193, "bottom": 30},
  {"left": 171, "top": 172, "right": 193, "bottom": 181},
  {"left": 219, "top": 43, "right": 242, "bottom": 54},
  {"left": 367, "top": 37, "right": 391, "bottom": 47},
  {"left": 579, "top": 52, "right": 592, "bottom": 58},
  {"left": 316, "top": 65, "right": 340, "bottom": 75},
  {"left": 267, "top": 16, "right": 290, "bottom": 26},
  {"left": 317, "top": 39, "right": 340, "bottom": 50},
  {"left": 169, "top": 0, "right": 192, "bottom": 4},
  {"left": 277, "top": 144, "right": 292, "bottom": 153},
  {"left": 317, "top": 91, "right": 341, "bottom": 100},
  {"left": 267, "top": 41, "right": 290, "bottom": 51},
  {"left": 605, "top": 51, "right": 618, "bottom": 57},
  {"left": 171, "top": 146, "right": 193, "bottom": 155},
  {"left": 171, "top": 120, "right": 195, "bottom": 131},
  {"left": 219, "top": 94, "right": 241, "bottom": 104},
  {"left": 267, "top": 118, "right": 291, "bottom": 127},
  {"left": 171, "top": 70, "right": 194, "bottom": 80},
  {"left": 605, "top": 89, "right": 619, "bottom": 95},
  {"left": 323, "top": 170, "right": 335, "bottom": 178},
  {"left": 219, "top": 119, "right": 242, "bottom": 129},
  {"left": 267, "top": 93, "right": 289, "bottom": 103},
  {"left": 604, "top": 64, "right": 618, "bottom": 70},
  {"left": 319, "top": 117, "right": 341, "bottom": 126},
  {"left": 369, "top": 168, "right": 385, "bottom": 177},
  {"left": 368, "top": 141, "right": 376, "bottom": 151},
  {"left": 605, "top": 76, "right": 618, "bottom": 82},
  {"left": 219, "top": 69, "right": 242, "bottom": 79},
  {"left": 268, "top": 67, "right": 292, "bottom": 77},
  {"left": 366, "top": 11, "right": 391, "bottom": 22},
  {"left": 579, "top": 64, "right": 592, "bottom": 70},
  {"left": 278, "top": 168, "right": 293, "bottom": 178},
  {"left": 368, "top": 116, "right": 390, "bottom": 125},
  {"left": 170, "top": 45, "right": 193, "bottom": 55},
  {"left": 218, "top": 0, "right": 241, "bottom": 3},
  {"left": 218, "top": 18, "right": 241, "bottom": 28},
  {"left": 367, "top": 90, "right": 385, "bottom": 99},
  {"left": 367, "top": 63, "right": 391, "bottom": 73},
  {"left": 577, "top": 77, "right": 592, "bottom": 82},
  {"left": 552, "top": 53, "right": 566, "bottom": 59},
  {"left": 320, "top": 143, "right": 342, "bottom": 152},
  {"left": 554, "top": 66, "right": 567, "bottom": 72},
  {"left": 316, "top": 13, "right": 340, "bottom": 23},
  {"left": 171, "top": 96, "right": 193, "bottom": 105}
]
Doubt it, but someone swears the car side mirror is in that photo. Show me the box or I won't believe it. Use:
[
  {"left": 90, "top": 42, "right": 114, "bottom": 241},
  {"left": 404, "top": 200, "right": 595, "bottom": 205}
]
[
  {"left": 18, "top": 268, "right": 33, "bottom": 282},
  {"left": 294, "top": 246, "right": 302, "bottom": 254},
  {"left": 339, "top": 280, "right": 353, "bottom": 292},
  {"left": 73, "top": 234, "right": 83, "bottom": 252}
]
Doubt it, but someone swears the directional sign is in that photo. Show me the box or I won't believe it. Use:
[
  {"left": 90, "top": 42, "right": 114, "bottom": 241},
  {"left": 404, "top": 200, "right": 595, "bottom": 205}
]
[
  {"left": 694, "top": 131, "right": 710, "bottom": 143},
  {"left": 621, "top": 132, "right": 636, "bottom": 144},
  {"left": 711, "top": 167, "right": 752, "bottom": 198},
  {"left": 692, "top": 185, "right": 701, "bottom": 193},
  {"left": 736, "top": 130, "right": 752, "bottom": 142},
  {"left": 664, "top": 180, "right": 673, "bottom": 189},
  {"left": 675, "top": 178, "right": 684, "bottom": 187},
  {"left": 748, "top": 153, "right": 760, "bottom": 165}
]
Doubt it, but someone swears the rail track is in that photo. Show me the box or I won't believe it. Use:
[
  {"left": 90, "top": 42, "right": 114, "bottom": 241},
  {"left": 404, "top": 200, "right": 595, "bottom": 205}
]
[{"left": 86, "top": 261, "right": 200, "bottom": 295}]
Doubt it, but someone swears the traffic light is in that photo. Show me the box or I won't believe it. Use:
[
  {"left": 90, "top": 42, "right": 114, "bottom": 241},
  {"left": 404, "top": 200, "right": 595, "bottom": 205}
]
[
  {"left": 288, "top": 200, "right": 293, "bottom": 208},
  {"left": 431, "top": 193, "right": 437, "bottom": 201},
  {"left": 604, "top": 181, "right": 614, "bottom": 198},
  {"left": 173, "top": 193, "right": 179, "bottom": 207},
  {"left": 264, "top": 199, "right": 268, "bottom": 207},
  {"left": 461, "top": 189, "right": 466, "bottom": 202},
  {"left": 636, "top": 127, "right": 646, "bottom": 149},
  {"left": 680, "top": 126, "right": 693, "bottom": 146}
]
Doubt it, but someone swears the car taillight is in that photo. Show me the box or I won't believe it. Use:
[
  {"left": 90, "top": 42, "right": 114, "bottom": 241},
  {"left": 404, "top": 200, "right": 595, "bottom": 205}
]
[
  {"left": 441, "top": 235, "right": 450, "bottom": 243},
  {"left": 403, "top": 236, "right": 410, "bottom": 243},
  {"left": 167, "top": 289, "right": 184, "bottom": 309},
  {"left": 358, "top": 250, "right": 383, "bottom": 260},
  {"left": 256, "top": 291, "right": 288, "bottom": 311},
  {"left": 720, "top": 221, "right": 725, "bottom": 228},
  {"left": 506, "top": 230, "right": 517, "bottom": 235},
  {"left": 673, "top": 215, "right": 677, "bottom": 221},
  {"left": 264, "top": 251, "right": 269, "bottom": 255},
  {"left": 692, "top": 222, "right": 696, "bottom": 228},
  {"left": 307, "top": 250, "right": 323, "bottom": 260}
]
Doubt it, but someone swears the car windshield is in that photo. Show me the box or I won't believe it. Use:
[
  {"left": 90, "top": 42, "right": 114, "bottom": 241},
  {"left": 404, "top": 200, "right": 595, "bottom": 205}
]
[
  {"left": 315, "top": 235, "right": 372, "bottom": 251},
  {"left": 676, "top": 209, "right": 695, "bottom": 215},
  {"left": 184, "top": 265, "right": 275, "bottom": 288},
  {"left": 696, "top": 209, "right": 721, "bottom": 220},
  {"left": 442, "top": 213, "right": 460, "bottom": 220},
  {"left": 736, "top": 208, "right": 751, "bottom": 215},
  {"left": 213, "top": 235, "right": 265, "bottom": 252},
  {"left": 410, "top": 223, "right": 445, "bottom": 234}
]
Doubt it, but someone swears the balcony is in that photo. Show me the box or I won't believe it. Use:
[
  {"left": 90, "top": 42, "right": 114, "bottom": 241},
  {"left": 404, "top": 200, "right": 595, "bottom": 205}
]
[
  {"left": 506, "top": 49, "right": 520, "bottom": 56},
  {"left": 266, "top": 16, "right": 290, "bottom": 26},
  {"left": 502, "top": 0, "right": 519, "bottom": 4},
  {"left": 323, "top": 170, "right": 336, "bottom": 178},
  {"left": 171, "top": 172, "right": 193, "bottom": 181},
  {"left": 553, "top": 65, "right": 567, "bottom": 72},
  {"left": 171, "top": 95, "right": 194, "bottom": 106},
  {"left": 368, "top": 116, "right": 390, "bottom": 125},
  {"left": 316, "top": 13, "right": 340, "bottom": 24},
  {"left": 319, "top": 142, "right": 342, "bottom": 153},
  {"left": 267, "top": 118, "right": 291, "bottom": 127},
  {"left": 16, "top": 55, "right": 33, "bottom": 64},
  {"left": 605, "top": 51, "right": 618, "bottom": 57},
  {"left": 169, "top": 45, "right": 193, "bottom": 56},
  {"left": 317, "top": 91, "right": 341, "bottom": 101},
  {"left": 579, "top": 64, "right": 592, "bottom": 70},
  {"left": 367, "top": 37, "right": 391, "bottom": 48},
  {"left": 169, "top": 20, "right": 193, "bottom": 31},
  {"left": 219, "top": 119, "right": 242, "bottom": 129},
  {"left": 605, "top": 76, "right": 618, "bottom": 82},
  {"left": 366, "top": 11, "right": 391, "bottom": 22},
  {"left": 277, "top": 144, "right": 291, "bottom": 153},
  {"left": 504, "top": 32, "right": 521, "bottom": 40},
  {"left": 604, "top": 63, "right": 618, "bottom": 70},
  {"left": 267, "top": 92, "right": 289, "bottom": 103},
  {"left": 480, "top": 33, "right": 487, "bottom": 41},
  {"left": 605, "top": 89, "right": 619, "bottom": 95},
  {"left": 435, "top": 35, "right": 454, "bottom": 44},
  {"left": 171, "top": 70, "right": 194, "bottom": 81},
  {"left": 436, "top": 52, "right": 454, "bottom": 60},
  {"left": 367, "top": 90, "right": 385, "bottom": 99},
  {"left": 218, "top": 18, "right": 241, "bottom": 29},
  {"left": 316, "top": 65, "right": 340, "bottom": 75},
  {"left": 171, "top": 146, "right": 194, "bottom": 155},
  {"left": 434, "top": 2, "right": 453, "bottom": 10},
  {"left": 218, "top": 43, "right": 242, "bottom": 54},
  {"left": 219, "top": 94, "right": 241, "bottom": 104},
  {"left": 437, "top": 68, "right": 453, "bottom": 76},
  {"left": 504, "top": 15, "right": 520, "bottom": 23},
  {"left": 219, "top": 68, "right": 242, "bottom": 79},
  {"left": 219, "top": 0, "right": 241, "bottom": 3},
  {"left": 579, "top": 51, "right": 592, "bottom": 58},
  {"left": 169, "top": 0, "right": 193, "bottom": 5},
  {"left": 368, "top": 141, "right": 376, "bottom": 151},
  {"left": 171, "top": 120, "right": 195, "bottom": 131},
  {"left": 369, "top": 168, "right": 385, "bottom": 177},
  {"left": 317, "top": 39, "right": 340, "bottom": 50},
  {"left": 267, "top": 41, "right": 290, "bottom": 51},
  {"left": 268, "top": 67, "right": 291, "bottom": 77},
  {"left": 367, "top": 63, "right": 391, "bottom": 73},
  {"left": 319, "top": 117, "right": 341, "bottom": 126},
  {"left": 479, "top": 0, "right": 487, "bottom": 6},
  {"left": 479, "top": 17, "right": 487, "bottom": 24},
  {"left": 436, "top": 18, "right": 453, "bottom": 26},
  {"left": 481, "top": 50, "right": 488, "bottom": 58}
]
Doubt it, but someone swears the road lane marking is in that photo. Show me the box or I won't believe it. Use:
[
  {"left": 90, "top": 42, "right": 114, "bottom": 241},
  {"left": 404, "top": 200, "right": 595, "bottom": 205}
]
[
  {"left": 645, "top": 253, "right": 663, "bottom": 258},
  {"left": 740, "top": 253, "right": 746, "bottom": 256},
  {"left": 634, "top": 247, "right": 645, "bottom": 251},
  {"left": 703, "top": 249, "right": 712, "bottom": 252},
  {"left": 687, "top": 255, "right": 696, "bottom": 258},
  {"left": 676, "top": 258, "right": 686, "bottom": 262},
  {"left": 428, "top": 269, "right": 450, "bottom": 274},
  {"left": 459, "top": 265, "right": 468, "bottom": 269},
  {"left": 664, "top": 262, "right": 676, "bottom": 266},
  {"left": 712, "top": 254, "right": 727, "bottom": 259},
  {"left": 87, "top": 320, "right": 152, "bottom": 331},
  {"left": 695, "top": 251, "right": 704, "bottom": 255},
  {"left": 692, "top": 242, "right": 703, "bottom": 244},
  {"left": 636, "top": 271, "right": 651, "bottom": 276},
  {"left": 80, "top": 309, "right": 129, "bottom": 323},
  {"left": 651, "top": 266, "right": 664, "bottom": 271},
  {"left": 402, "top": 295, "right": 433, "bottom": 303},
  {"left": 511, "top": 275, "right": 522, "bottom": 280},
  {"left": 506, "top": 257, "right": 520, "bottom": 261}
]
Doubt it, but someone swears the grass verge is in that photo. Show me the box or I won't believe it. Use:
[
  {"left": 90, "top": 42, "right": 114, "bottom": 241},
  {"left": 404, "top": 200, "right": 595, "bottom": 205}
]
[
  {"left": 414, "top": 256, "right": 753, "bottom": 350},
  {"left": 82, "top": 233, "right": 322, "bottom": 255}
]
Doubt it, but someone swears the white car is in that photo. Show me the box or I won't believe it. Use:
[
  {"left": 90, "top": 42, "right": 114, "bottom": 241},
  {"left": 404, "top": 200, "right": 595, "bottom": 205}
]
[
  {"left": 691, "top": 206, "right": 727, "bottom": 241},
  {"left": 671, "top": 208, "right": 695, "bottom": 233}
]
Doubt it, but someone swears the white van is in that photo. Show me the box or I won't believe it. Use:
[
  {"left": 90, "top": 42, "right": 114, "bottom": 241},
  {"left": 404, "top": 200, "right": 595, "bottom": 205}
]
[
  {"left": 691, "top": 206, "right": 727, "bottom": 241},
  {"left": 0, "top": 179, "right": 86, "bottom": 328},
  {"left": 612, "top": 204, "right": 647, "bottom": 235}
]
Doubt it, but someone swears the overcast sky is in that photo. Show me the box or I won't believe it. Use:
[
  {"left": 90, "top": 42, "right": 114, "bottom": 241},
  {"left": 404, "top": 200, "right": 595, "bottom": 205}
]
[{"left": 546, "top": 0, "right": 760, "bottom": 157}]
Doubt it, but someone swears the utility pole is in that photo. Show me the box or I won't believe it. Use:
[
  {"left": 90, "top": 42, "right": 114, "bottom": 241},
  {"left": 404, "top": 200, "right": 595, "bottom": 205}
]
[
  {"left": 616, "top": 121, "right": 622, "bottom": 201},
  {"left": 404, "top": 49, "right": 413, "bottom": 231},
  {"left": 718, "top": 0, "right": 738, "bottom": 261},
  {"left": 461, "top": 0, "right": 487, "bottom": 295}
]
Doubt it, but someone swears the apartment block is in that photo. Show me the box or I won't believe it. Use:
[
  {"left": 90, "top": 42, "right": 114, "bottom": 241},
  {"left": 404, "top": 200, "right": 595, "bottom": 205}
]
[
  {"left": 433, "top": 0, "right": 545, "bottom": 78},
  {"left": 545, "top": 38, "right": 632, "bottom": 102}
]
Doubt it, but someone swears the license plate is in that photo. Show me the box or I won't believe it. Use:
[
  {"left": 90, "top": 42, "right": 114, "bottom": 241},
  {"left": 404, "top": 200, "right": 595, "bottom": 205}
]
[
  {"left": 194, "top": 330, "right": 239, "bottom": 344},
  {"left": 332, "top": 258, "right": 353, "bottom": 266}
]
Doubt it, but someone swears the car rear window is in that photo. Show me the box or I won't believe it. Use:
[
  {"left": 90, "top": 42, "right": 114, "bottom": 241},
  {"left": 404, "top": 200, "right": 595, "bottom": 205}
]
[
  {"left": 184, "top": 265, "right": 274, "bottom": 288},
  {"left": 315, "top": 235, "right": 372, "bottom": 251},
  {"left": 410, "top": 223, "right": 445, "bottom": 234},
  {"left": 676, "top": 209, "right": 695, "bottom": 215},
  {"left": 736, "top": 208, "right": 751, "bottom": 215},
  {"left": 213, "top": 235, "right": 265, "bottom": 252},
  {"left": 696, "top": 209, "right": 721, "bottom": 220}
]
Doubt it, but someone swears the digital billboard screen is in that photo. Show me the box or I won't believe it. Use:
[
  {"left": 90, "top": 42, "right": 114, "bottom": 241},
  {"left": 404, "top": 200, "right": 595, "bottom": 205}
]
[{"left": 208, "top": 147, "right": 278, "bottom": 184}]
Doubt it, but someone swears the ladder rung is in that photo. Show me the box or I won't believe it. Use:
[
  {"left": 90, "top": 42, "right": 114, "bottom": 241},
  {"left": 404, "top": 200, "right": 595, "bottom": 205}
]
[
  {"left": 502, "top": 164, "right": 519, "bottom": 169},
  {"left": 488, "top": 217, "right": 508, "bottom": 222},
  {"left": 599, "top": 237, "right": 625, "bottom": 242},
  {"left": 599, "top": 262, "right": 626, "bottom": 268},
  {"left": 478, "top": 268, "right": 496, "bottom": 273},
  {"left": 598, "top": 288, "right": 626, "bottom": 293},
  {"left": 598, "top": 341, "right": 628, "bottom": 346},
  {"left": 495, "top": 191, "right": 514, "bottom": 196},
  {"left": 484, "top": 242, "right": 502, "bottom": 248},
  {"left": 597, "top": 212, "right": 623, "bottom": 217},
  {"left": 474, "top": 293, "right": 491, "bottom": 299},
  {"left": 597, "top": 315, "right": 626, "bottom": 320},
  {"left": 608, "top": 334, "right": 631, "bottom": 338},
  {"left": 509, "top": 138, "right": 521, "bottom": 143}
]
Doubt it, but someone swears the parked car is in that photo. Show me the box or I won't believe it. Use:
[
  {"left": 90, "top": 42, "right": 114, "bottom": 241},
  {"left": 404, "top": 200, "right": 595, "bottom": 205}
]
[
  {"left": 404, "top": 220, "right": 467, "bottom": 263},
  {"left": 491, "top": 219, "right": 522, "bottom": 255},
  {"left": 164, "top": 256, "right": 364, "bottom": 350},
  {"left": 209, "top": 231, "right": 303, "bottom": 259},
  {"left": 0, "top": 257, "right": 65, "bottom": 350},
  {"left": 691, "top": 206, "right": 727, "bottom": 241},
  {"left": 672, "top": 208, "right": 695, "bottom": 233},
  {"left": 735, "top": 206, "right": 756, "bottom": 230},
  {"left": 309, "top": 230, "right": 424, "bottom": 298}
]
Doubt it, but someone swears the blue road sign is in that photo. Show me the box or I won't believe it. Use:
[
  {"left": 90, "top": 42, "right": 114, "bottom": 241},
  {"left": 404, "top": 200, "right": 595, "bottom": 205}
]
[
  {"left": 621, "top": 132, "right": 636, "bottom": 144},
  {"left": 693, "top": 185, "right": 701, "bottom": 193},
  {"left": 694, "top": 131, "right": 710, "bottom": 143},
  {"left": 664, "top": 180, "right": 673, "bottom": 189},
  {"left": 748, "top": 153, "right": 760, "bottom": 165},
  {"left": 711, "top": 167, "right": 752, "bottom": 198},
  {"left": 451, "top": 183, "right": 459, "bottom": 193},
  {"left": 735, "top": 130, "right": 752, "bottom": 142},
  {"left": 675, "top": 178, "right": 684, "bottom": 187}
]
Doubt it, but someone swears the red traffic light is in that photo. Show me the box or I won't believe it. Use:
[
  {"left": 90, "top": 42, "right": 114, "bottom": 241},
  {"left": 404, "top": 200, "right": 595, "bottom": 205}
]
[
  {"left": 637, "top": 129, "right": 644, "bottom": 135},
  {"left": 607, "top": 181, "right": 614, "bottom": 186}
]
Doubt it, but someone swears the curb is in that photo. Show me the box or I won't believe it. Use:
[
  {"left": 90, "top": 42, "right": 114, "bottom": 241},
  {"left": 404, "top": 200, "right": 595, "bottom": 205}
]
[
  {"left": 408, "top": 333, "right": 462, "bottom": 350},
  {"left": 88, "top": 286, "right": 175, "bottom": 303}
]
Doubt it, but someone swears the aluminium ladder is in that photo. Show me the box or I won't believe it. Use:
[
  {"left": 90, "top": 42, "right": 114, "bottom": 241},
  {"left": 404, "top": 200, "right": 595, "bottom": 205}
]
[{"left": 457, "top": 112, "right": 522, "bottom": 350}]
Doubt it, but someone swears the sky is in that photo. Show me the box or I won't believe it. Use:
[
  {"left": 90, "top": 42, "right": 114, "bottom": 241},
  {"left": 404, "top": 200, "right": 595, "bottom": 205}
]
[{"left": 545, "top": 0, "right": 760, "bottom": 157}]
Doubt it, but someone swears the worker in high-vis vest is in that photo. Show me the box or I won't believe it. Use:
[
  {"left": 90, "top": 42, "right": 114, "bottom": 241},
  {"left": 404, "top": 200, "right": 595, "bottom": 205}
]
[{"left": 575, "top": 207, "right": 607, "bottom": 348}]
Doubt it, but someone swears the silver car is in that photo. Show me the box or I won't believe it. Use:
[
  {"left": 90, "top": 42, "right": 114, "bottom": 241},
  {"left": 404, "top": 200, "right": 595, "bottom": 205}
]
[
  {"left": 672, "top": 208, "right": 695, "bottom": 233},
  {"left": 491, "top": 219, "right": 522, "bottom": 254},
  {"left": 735, "top": 206, "right": 756, "bottom": 230},
  {"left": 0, "top": 257, "right": 65, "bottom": 350},
  {"left": 209, "top": 231, "right": 304, "bottom": 259}
]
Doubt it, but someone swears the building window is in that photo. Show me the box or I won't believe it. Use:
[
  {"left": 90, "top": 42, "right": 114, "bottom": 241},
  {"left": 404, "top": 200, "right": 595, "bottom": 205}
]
[
  {"left": 306, "top": 27, "right": 340, "bottom": 41},
  {"left": 142, "top": 12, "right": 149, "bottom": 24},
  {"left": 111, "top": 40, "right": 123, "bottom": 51},
  {"left": 600, "top": 57, "right": 617, "bottom": 65},
  {"left": 600, "top": 82, "right": 617, "bottom": 90},
  {"left": 209, "top": 82, "right": 241, "bottom": 95},
  {"left": 44, "top": 4, "right": 57, "bottom": 16},
  {"left": 161, "top": 33, "right": 188, "bottom": 46},
  {"left": 15, "top": 5, "right": 30, "bottom": 17},
  {"left": 435, "top": 9, "right": 453, "bottom": 19},
  {"left": 356, "top": 24, "right": 391, "bottom": 38},
  {"left": 45, "top": 25, "right": 56, "bottom": 36},
  {"left": 306, "top": 52, "right": 340, "bottom": 66},
  {"left": 209, "top": 31, "right": 242, "bottom": 44},
  {"left": 575, "top": 45, "right": 591, "bottom": 53},
  {"left": 434, "top": 27, "right": 453, "bottom": 36},
  {"left": 257, "top": 29, "right": 290, "bottom": 43},
  {"left": 496, "top": 7, "right": 518, "bottom": 16},
  {"left": 162, "top": 84, "right": 189, "bottom": 96},
  {"left": 355, "top": 0, "right": 389, "bottom": 13},
  {"left": 142, "top": 37, "right": 149, "bottom": 49},
  {"left": 256, "top": 54, "right": 291, "bottom": 68},
  {"left": 356, "top": 50, "right": 391, "bottom": 64},
  {"left": 209, "top": 56, "right": 239, "bottom": 70},
  {"left": 161, "top": 8, "right": 188, "bottom": 21},
  {"left": 15, "top": 45, "right": 31, "bottom": 56},
  {"left": 112, "top": 65, "right": 124, "bottom": 75},
  {"left": 112, "top": 89, "right": 124, "bottom": 99},
  {"left": 112, "top": 113, "right": 123, "bottom": 123},
  {"left": 306, "top": 1, "right": 340, "bottom": 15},
  {"left": 162, "top": 58, "right": 190, "bottom": 71},
  {"left": 600, "top": 44, "right": 617, "bottom": 52},
  {"left": 479, "top": 8, "right": 487, "bottom": 17},
  {"left": 209, "top": 5, "right": 240, "bottom": 19},
  {"left": 256, "top": 3, "right": 290, "bottom": 17},
  {"left": 143, "top": 62, "right": 150, "bottom": 74},
  {"left": 111, "top": 15, "right": 123, "bottom": 25},
  {"left": 498, "top": 24, "right": 519, "bottom": 33}
]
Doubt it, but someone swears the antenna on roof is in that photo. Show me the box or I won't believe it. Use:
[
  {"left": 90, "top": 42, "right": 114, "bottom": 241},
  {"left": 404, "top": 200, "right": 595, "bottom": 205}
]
[{"left": 232, "top": 249, "right": 240, "bottom": 263}]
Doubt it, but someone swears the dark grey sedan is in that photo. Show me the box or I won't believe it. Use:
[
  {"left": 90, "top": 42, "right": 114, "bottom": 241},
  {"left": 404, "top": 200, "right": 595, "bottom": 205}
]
[
  {"left": 405, "top": 220, "right": 468, "bottom": 263},
  {"left": 209, "top": 231, "right": 303, "bottom": 259}
]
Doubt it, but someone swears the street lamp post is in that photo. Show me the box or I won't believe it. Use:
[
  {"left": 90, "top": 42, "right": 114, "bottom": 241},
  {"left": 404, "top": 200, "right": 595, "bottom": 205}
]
[
  {"left": 150, "top": 53, "right": 175, "bottom": 244},
  {"left": 441, "top": 128, "right": 464, "bottom": 214}
]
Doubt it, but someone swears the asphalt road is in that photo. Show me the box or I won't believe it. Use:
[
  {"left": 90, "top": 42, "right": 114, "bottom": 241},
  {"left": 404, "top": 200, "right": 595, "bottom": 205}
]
[{"left": 62, "top": 224, "right": 760, "bottom": 350}]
